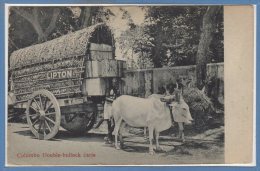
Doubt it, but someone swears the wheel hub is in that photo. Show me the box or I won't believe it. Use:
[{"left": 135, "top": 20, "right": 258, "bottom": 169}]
[{"left": 39, "top": 110, "right": 45, "bottom": 120}]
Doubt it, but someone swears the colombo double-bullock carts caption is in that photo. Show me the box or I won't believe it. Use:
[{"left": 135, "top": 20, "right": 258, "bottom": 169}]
[{"left": 8, "top": 19, "right": 224, "bottom": 158}]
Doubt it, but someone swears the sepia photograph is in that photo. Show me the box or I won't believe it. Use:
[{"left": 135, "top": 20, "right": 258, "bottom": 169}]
[{"left": 7, "top": 5, "right": 226, "bottom": 165}]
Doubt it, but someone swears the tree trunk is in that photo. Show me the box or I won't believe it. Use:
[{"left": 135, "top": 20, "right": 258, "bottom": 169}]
[
  {"left": 152, "top": 25, "right": 163, "bottom": 68},
  {"left": 44, "top": 8, "right": 61, "bottom": 37},
  {"left": 79, "top": 7, "right": 92, "bottom": 29},
  {"left": 31, "top": 21, "right": 47, "bottom": 42},
  {"left": 196, "top": 6, "right": 221, "bottom": 90}
]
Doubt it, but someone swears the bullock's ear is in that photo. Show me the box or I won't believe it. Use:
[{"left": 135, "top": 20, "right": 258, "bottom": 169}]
[
  {"left": 160, "top": 98, "right": 171, "bottom": 103},
  {"left": 160, "top": 98, "right": 166, "bottom": 102},
  {"left": 161, "top": 95, "right": 174, "bottom": 103}
]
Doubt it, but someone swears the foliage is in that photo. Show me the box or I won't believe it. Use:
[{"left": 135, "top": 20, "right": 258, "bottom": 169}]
[
  {"left": 8, "top": 6, "right": 113, "bottom": 57},
  {"left": 176, "top": 80, "right": 218, "bottom": 130},
  {"left": 117, "top": 24, "right": 153, "bottom": 69},
  {"left": 9, "top": 6, "right": 223, "bottom": 69},
  {"left": 118, "top": 6, "right": 223, "bottom": 68}
]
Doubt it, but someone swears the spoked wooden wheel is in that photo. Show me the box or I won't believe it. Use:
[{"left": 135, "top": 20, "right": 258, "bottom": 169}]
[{"left": 26, "top": 90, "right": 61, "bottom": 140}]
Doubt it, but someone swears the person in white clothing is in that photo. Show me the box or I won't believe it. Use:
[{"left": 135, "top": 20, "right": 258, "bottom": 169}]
[{"left": 104, "top": 78, "right": 120, "bottom": 144}]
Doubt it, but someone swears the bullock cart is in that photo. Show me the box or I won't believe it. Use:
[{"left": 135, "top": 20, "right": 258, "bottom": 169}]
[{"left": 9, "top": 23, "right": 125, "bottom": 140}]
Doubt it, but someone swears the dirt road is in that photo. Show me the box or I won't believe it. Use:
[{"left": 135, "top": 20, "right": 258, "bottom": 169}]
[{"left": 7, "top": 123, "right": 224, "bottom": 166}]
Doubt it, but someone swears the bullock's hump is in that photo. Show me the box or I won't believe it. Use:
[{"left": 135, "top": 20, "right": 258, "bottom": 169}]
[
  {"left": 148, "top": 94, "right": 165, "bottom": 99},
  {"left": 115, "top": 95, "right": 153, "bottom": 109},
  {"left": 118, "top": 95, "right": 146, "bottom": 101}
]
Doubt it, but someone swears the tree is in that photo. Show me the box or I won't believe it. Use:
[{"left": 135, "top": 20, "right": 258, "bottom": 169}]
[
  {"left": 8, "top": 6, "right": 114, "bottom": 57},
  {"left": 78, "top": 7, "right": 92, "bottom": 28},
  {"left": 116, "top": 7, "right": 154, "bottom": 69},
  {"left": 120, "top": 6, "right": 223, "bottom": 68},
  {"left": 10, "top": 6, "right": 103, "bottom": 44},
  {"left": 8, "top": 7, "right": 76, "bottom": 57},
  {"left": 117, "top": 24, "right": 153, "bottom": 69},
  {"left": 196, "top": 6, "right": 222, "bottom": 90},
  {"left": 11, "top": 7, "right": 61, "bottom": 43},
  {"left": 77, "top": 6, "right": 110, "bottom": 28},
  {"left": 142, "top": 6, "right": 208, "bottom": 68}
]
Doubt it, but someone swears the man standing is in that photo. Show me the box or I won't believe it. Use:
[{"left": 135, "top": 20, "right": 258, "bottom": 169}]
[{"left": 103, "top": 78, "right": 120, "bottom": 144}]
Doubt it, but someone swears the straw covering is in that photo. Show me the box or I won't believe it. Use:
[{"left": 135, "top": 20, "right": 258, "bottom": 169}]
[{"left": 10, "top": 23, "right": 114, "bottom": 69}]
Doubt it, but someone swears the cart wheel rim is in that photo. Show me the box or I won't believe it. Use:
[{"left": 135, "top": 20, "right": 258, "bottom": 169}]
[{"left": 26, "top": 90, "right": 60, "bottom": 140}]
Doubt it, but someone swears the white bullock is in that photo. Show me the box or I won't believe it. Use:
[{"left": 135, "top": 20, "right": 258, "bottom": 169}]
[{"left": 111, "top": 94, "right": 173, "bottom": 154}]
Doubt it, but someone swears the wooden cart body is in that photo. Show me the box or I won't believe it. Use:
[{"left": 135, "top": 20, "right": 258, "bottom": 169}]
[{"left": 9, "top": 23, "right": 126, "bottom": 139}]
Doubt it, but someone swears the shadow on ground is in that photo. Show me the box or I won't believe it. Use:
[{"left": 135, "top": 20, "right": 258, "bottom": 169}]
[{"left": 12, "top": 125, "right": 105, "bottom": 142}]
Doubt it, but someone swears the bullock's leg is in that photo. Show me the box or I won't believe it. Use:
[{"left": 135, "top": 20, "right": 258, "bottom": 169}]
[
  {"left": 105, "top": 119, "right": 113, "bottom": 144},
  {"left": 144, "top": 127, "right": 148, "bottom": 140},
  {"left": 178, "top": 122, "right": 185, "bottom": 142},
  {"left": 119, "top": 121, "right": 126, "bottom": 149},
  {"left": 113, "top": 117, "right": 123, "bottom": 150},
  {"left": 155, "top": 130, "right": 163, "bottom": 152},
  {"left": 148, "top": 126, "right": 155, "bottom": 155}
]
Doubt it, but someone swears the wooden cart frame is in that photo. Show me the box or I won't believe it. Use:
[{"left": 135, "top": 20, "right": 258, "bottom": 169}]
[{"left": 9, "top": 23, "right": 125, "bottom": 140}]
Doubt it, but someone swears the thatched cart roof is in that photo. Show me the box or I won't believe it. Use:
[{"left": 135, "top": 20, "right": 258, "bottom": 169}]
[{"left": 10, "top": 23, "right": 115, "bottom": 69}]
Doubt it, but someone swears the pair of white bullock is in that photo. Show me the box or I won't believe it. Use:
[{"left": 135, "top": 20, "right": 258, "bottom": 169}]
[{"left": 107, "top": 93, "right": 192, "bottom": 155}]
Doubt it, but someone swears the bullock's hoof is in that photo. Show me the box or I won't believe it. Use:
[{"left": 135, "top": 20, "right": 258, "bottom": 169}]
[
  {"left": 120, "top": 143, "right": 125, "bottom": 149},
  {"left": 105, "top": 140, "right": 113, "bottom": 144},
  {"left": 115, "top": 146, "right": 121, "bottom": 150},
  {"left": 149, "top": 150, "right": 155, "bottom": 155},
  {"left": 170, "top": 133, "right": 177, "bottom": 138},
  {"left": 156, "top": 146, "right": 165, "bottom": 152}
]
